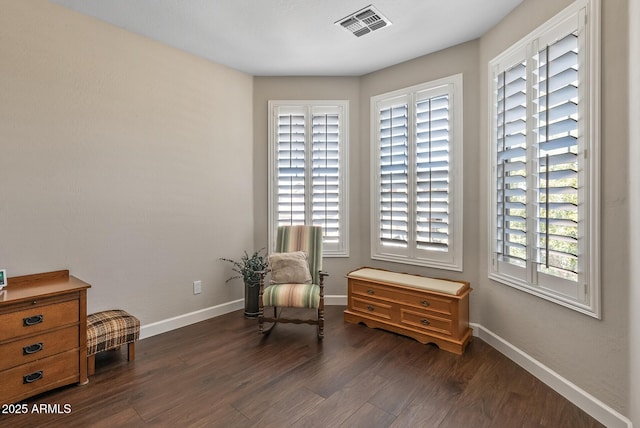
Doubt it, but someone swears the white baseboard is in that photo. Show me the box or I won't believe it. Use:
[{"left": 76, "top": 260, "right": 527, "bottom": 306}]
[
  {"left": 140, "top": 299, "right": 244, "bottom": 339},
  {"left": 471, "top": 323, "right": 633, "bottom": 428},
  {"left": 325, "top": 294, "right": 348, "bottom": 305},
  {"left": 140, "top": 297, "right": 348, "bottom": 339}
]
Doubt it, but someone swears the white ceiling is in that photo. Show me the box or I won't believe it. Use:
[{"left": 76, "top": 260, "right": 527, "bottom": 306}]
[{"left": 51, "top": 0, "right": 523, "bottom": 76}]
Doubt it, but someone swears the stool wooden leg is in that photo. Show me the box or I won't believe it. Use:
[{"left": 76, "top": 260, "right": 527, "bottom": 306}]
[
  {"left": 87, "top": 355, "right": 96, "bottom": 376},
  {"left": 127, "top": 342, "right": 136, "bottom": 362}
]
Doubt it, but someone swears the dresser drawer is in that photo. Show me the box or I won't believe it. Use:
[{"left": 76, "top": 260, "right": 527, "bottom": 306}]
[
  {"left": 395, "top": 291, "right": 454, "bottom": 316},
  {"left": 400, "top": 308, "right": 453, "bottom": 336},
  {"left": 0, "top": 300, "right": 79, "bottom": 342},
  {"left": 351, "top": 280, "right": 401, "bottom": 302},
  {"left": 0, "top": 349, "right": 79, "bottom": 404},
  {"left": 0, "top": 326, "right": 79, "bottom": 371},
  {"left": 351, "top": 296, "right": 392, "bottom": 321},
  {"left": 351, "top": 280, "right": 453, "bottom": 316}
]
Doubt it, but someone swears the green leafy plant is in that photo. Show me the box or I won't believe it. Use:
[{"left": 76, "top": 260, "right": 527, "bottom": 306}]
[{"left": 219, "top": 249, "right": 269, "bottom": 287}]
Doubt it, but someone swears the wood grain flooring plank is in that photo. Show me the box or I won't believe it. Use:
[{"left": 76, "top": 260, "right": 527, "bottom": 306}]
[
  {"left": 147, "top": 400, "right": 250, "bottom": 427},
  {"left": 339, "top": 402, "right": 396, "bottom": 428},
  {"left": 246, "top": 386, "right": 325, "bottom": 428},
  {"left": 290, "top": 369, "right": 390, "bottom": 427},
  {"left": 387, "top": 376, "right": 465, "bottom": 428}
]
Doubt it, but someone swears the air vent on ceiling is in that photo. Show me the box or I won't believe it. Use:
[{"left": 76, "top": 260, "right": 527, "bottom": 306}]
[{"left": 335, "top": 5, "right": 392, "bottom": 37}]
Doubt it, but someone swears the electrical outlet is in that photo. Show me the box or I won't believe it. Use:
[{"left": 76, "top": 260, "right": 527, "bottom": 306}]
[{"left": 193, "top": 280, "right": 202, "bottom": 294}]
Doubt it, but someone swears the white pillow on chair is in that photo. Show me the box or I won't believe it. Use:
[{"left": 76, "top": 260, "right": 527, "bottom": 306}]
[{"left": 269, "top": 251, "right": 312, "bottom": 284}]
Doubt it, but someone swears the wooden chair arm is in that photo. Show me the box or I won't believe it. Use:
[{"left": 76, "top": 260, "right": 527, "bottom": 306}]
[{"left": 318, "top": 270, "right": 329, "bottom": 288}]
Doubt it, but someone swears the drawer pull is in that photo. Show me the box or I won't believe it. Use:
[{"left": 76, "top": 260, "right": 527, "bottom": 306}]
[
  {"left": 23, "top": 342, "right": 44, "bottom": 355},
  {"left": 23, "top": 370, "right": 43, "bottom": 384},
  {"left": 367, "top": 305, "right": 375, "bottom": 311},
  {"left": 421, "top": 319, "right": 431, "bottom": 326},
  {"left": 367, "top": 289, "right": 375, "bottom": 295},
  {"left": 421, "top": 300, "right": 431, "bottom": 307},
  {"left": 23, "top": 314, "right": 44, "bottom": 326}
]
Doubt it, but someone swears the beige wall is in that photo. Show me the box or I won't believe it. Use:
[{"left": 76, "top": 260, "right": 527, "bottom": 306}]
[
  {"left": 359, "top": 40, "right": 481, "bottom": 319},
  {"left": 252, "top": 42, "right": 479, "bottom": 297},
  {"left": 0, "top": 0, "right": 255, "bottom": 324},
  {"left": 252, "top": 77, "right": 362, "bottom": 295},
  {"left": 478, "top": 0, "right": 629, "bottom": 414},
  {"left": 629, "top": 0, "right": 640, "bottom": 424}
]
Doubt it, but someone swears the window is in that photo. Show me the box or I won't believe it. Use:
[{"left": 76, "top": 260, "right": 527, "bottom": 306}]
[
  {"left": 371, "top": 75, "right": 463, "bottom": 271},
  {"left": 268, "top": 100, "right": 349, "bottom": 256},
  {"left": 489, "top": 0, "right": 600, "bottom": 317}
]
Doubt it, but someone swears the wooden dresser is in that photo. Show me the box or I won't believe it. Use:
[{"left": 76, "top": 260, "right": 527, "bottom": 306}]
[
  {"left": 344, "top": 268, "right": 472, "bottom": 355},
  {"left": 0, "top": 270, "right": 91, "bottom": 404}
]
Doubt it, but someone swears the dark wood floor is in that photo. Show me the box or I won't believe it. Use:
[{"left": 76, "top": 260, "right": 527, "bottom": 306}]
[{"left": 1, "top": 306, "right": 603, "bottom": 428}]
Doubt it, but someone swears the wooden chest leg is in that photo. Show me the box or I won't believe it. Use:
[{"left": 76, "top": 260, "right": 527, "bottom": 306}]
[
  {"left": 127, "top": 342, "right": 136, "bottom": 362},
  {"left": 87, "top": 354, "right": 96, "bottom": 376}
]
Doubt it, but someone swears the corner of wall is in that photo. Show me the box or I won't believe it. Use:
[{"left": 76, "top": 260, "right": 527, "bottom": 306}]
[{"left": 628, "top": 0, "right": 640, "bottom": 424}]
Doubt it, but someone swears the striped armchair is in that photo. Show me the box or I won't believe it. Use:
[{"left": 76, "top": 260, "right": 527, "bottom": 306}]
[{"left": 258, "top": 225, "right": 327, "bottom": 338}]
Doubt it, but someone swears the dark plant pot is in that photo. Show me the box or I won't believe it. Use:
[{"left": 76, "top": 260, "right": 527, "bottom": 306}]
[{"left": 244, "top": 281, "right": 260, "bottom": 318}]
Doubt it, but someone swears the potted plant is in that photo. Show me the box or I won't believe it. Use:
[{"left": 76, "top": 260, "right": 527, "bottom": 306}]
[{"left": 220, "top": 249, "right": 268, "bottom": 318}]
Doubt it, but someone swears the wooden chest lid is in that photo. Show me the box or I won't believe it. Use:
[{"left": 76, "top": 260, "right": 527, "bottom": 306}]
[{"left": 347, "top": 267, "right": 469, "bottom": 296}]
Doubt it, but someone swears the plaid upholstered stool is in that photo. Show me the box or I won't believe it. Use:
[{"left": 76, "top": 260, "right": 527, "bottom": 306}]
[{"left": 87, "top": 309, "right": 140, "bottom": 376}]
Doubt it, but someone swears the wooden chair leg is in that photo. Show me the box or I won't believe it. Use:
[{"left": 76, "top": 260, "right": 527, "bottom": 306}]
[
  {"left": 318, "top": 308, "right": 325, "bottom": 339},
  {"left": 87, "top": 354, "right": 96, "bottom": 376},
  {"left": 259, "top": 307, "right": 280, "bottom": 336},
  {"left": 127, "top": 342, "right": 135, "bottom": 362}
]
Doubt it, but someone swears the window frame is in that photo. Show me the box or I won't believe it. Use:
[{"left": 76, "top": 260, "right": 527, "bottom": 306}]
[
  {"left": 371, "top": 74, "right": 464, "bottom": 271},
  {"left": 268, "top": 100, "right": 349, "bottom": 257},
  {"left": 488, "top": 0, "right": 601, "bottom": 318}
]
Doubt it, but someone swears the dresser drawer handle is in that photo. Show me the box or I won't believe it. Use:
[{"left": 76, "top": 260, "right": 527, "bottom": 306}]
[
  {"left": 366, "top": 289, "right": 375, "bottom": 295},
  {"left": 367, "top": 305, "right": 375, "bottom": 311},
  {"left": 23, "top": 315, "right": 44, "bottom": 326},
  {"left": 421, "top": 319, "right": 431, "bottom": 326},
  {"left": 23, "top": 342, "right": 44, "bottom": 355},
  {"left": 23, "top": 370, "right": 43, "bottom": 384},
  {"left": 421, "top": 300, "right": 430, "bottom": 307}
]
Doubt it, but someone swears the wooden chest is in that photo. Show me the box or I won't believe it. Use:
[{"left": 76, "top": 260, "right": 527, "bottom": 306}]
[
  {"left": 0, "top": 270, "right": 90, "bottom": 404},
  {"left": 344, "top": 268, "right": 472, "bottom": 355}
]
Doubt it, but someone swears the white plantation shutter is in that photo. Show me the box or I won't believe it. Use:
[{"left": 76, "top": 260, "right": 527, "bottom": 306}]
[
  {"left": 535, "top": 31, "right": 580, "bottom": 283},
  {"left": 277, "top": 111, "right": 306, "bottom": 226},
  {"left": 372, "top": 75, "right": 463, "bottom": 271},
  {"left": 379, "top": 102, "right": 409, "bottom": 248},
  {"left": 312, "top": 112, "right": 341, "bottom": 245},
  {"left": 416, "top": 94, "right": 450, "bottom": 252},
  {"left": 496, "top": 60, "right": 528, "bottom": 270},
  {"left": 269, "top": 101, "right": 349, "bottom": 256},
  {"left": 490, "top": 0, "right": 600, "bottom": 317}
]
